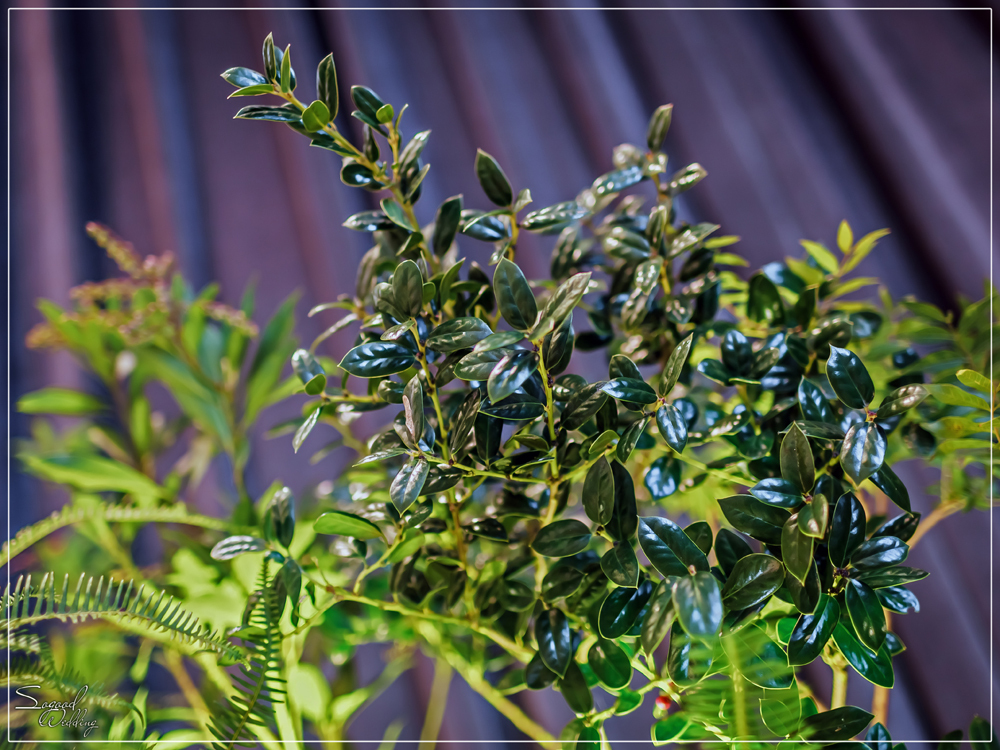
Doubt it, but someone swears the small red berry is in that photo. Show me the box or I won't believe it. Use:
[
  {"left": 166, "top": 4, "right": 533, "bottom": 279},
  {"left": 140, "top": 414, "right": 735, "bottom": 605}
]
[{"left": 655, "top": 694, "right": 672, "bottom": 712}]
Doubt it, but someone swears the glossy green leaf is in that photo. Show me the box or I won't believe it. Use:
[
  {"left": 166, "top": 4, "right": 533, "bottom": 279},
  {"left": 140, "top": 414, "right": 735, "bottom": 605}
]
[
  {"left": 684, "top": 521, "right": 713, "bottom": 555},
  {"left": 402, "top": 375, "right": 424, "bottom": 446},
  {"left": 475, "top": 149, "right": 513, "bottom": 207},
  {"left": 829, "top": 493, "right": 866, "bottom": 567},
  {"left": 801, "top": 704, "right": 875, "bottom": 741},
  {"left": 720, "top": 553, "right": 784, "bottom": 610},
  {"left": 780, "top": 423, "right": 815, "bottom": 494},
  {"left": 493, "top": 258, "right": 538, "bottom": 331},
  {"left": 672, "top": 571, "right": 722, "bottom": 640},
  {"left": 314, "top": 511, "right": 383, "bottom": 540},
  {"left": 747, "top": 272, "right": 785, "bottom": 326},
  {"left": 598, "top": 580, "right": 653, "bottom": 639},
  {"left": 638, "top": 517, "right": 710, "bottom": 577},
  {"left": 856, "top": 566, "right": 928, "bottom": 589},
  {"left": 607, "top": 460, "right": 638, "bottom": 542},
  {"left": 448, "top": 389, "right": 481, "bottom": 454},
  {"left": 798, "top": 377, "right": 835, "bottom": 423},
  {"left": 524, "top": 652, "right": 556, "bottom": 690},
  {"left": 750, "top": 477, "right": 804, "bottom": 508},
  {"left": 588, "top": 639, "right": 632, "bottom": 689},
  {"left": 222, "top": 66, "right": 267, "bottom": 88},
  {"left": 851, "top": 537, "right": 908, "bottom": 572},
  {"left": 601, "top": 378, "right": 656, "bottom": 405},
  {"left": 646, "top": 103, "right": 673, "bottom": 151},
  {"left": 789, "top": 421, "right": 846, "bottom": 440},
  {"left": 542, "top": 566, "right": 585, "bottom": 601},
  {"left": 827, "top": 346, "right": 875, "bottom": 409},
  {"left": 558, "top": 660, "right": 593, "bottom": 715},
  {"left": 697, "top": 358, "right": 732, "bottom": 386},
  {"left": 340, "top": 341, "right": 415, "bottom": 378},
  {"left": 876, "top": 384, "right": 928, "bottom": 419},
  {"left": 659, "top": 334, "right": 694, "bottom": 396},
  {"left": 211, "top": 535, "right": 266, "bottom": 561},
  {"left": 869, "top": 464, "right": 911, "bottom": 513},
  {"left": 641, "top": 580, "right": 674, "bottom": 657},
  {"left": 715, "top": 528, "right": 753, "bottom": 576},
  {"left": 718, "top": 495, "right": 789, "bottom": 545},
  {"left": 432, "top": 196, "right": 463, "bottom": 255},
  {"left": 788, "top": 594, "right": 840, "bottom": 665},
  {"left": 426, "top": 317, "right": 493, "bottom": 352},
  {"left": 532, "top": 272, "right": 591, "bottom": 339},
  {"left": 315, "top": 53, "right": 338, "bottom": 120},
  {"left": 846, "top": 579, "right": 887, "bottom": 653},
  {"left": 535, "top": 609, "right": 572, "bottom": 678},
  {"left": 389, "top": 457, "right": 429, "bottom": 512},
  {"left": 532, "top": 519, "right": 592, "bottom": 557},
  {"left": 583, "top": 456, "right": 615, "bottom": 526},
  {"left": 644, "top": 455, "right": 681, "bottom": 499},
  {"left": 292, "top": 407, "right": 321, "bottom": 453},
  {"left": 616, "top": 417, "right": 648, "bottom": 463},
  {"left": 840, "top": 422, "right": 886, "bottom": 485},
  {"left": 301, "top": 99, "right": 330, "bottom": 131},
  {"left": 785, "top": 562, "right": 821, "bottom": 615},
  {"left": 601, "top": 543, "right": 640, "bottom": 588},
  {"left": 454, "top": 349, "right": 507, "bottom": 380},
  {"left": 833, "top": 624, "right": 893, "bottom": 688},
  {"left": 656, "top": 403, "right": 688, "bottom": 453},
  {"left": 798, "top": 493, "right": 829, "bottom": 538},
  {"left": 781, "top": 515, "right": 813, "bottom": 583},
  {"left": 487, "top": 350, "right": 539, "bottom": 403}
]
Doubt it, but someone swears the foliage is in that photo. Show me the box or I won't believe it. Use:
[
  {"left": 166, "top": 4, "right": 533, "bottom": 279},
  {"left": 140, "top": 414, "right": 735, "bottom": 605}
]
[{"left": 8, "top": 31, "right": 997, "bottom": 747}]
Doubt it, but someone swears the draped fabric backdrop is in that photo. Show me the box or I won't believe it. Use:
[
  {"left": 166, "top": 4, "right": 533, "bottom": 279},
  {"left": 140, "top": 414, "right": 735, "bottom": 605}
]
[{"left": 8, "top": 4, "right": 995, "bottom": 745}]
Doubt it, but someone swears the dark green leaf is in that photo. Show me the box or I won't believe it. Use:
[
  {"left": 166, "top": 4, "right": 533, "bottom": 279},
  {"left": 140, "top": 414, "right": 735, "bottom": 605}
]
[
  {"left": 875, "top": 586, "right": 919, "bottom": 614},
  {"left": 641, "top": 580, "right": 674, "bottom": 657},
  {"left": 426, "top": 317, "right": 493, "bottom": 352},
  {"left": 616, "top": 417, "right": 648, "bottom": 463},
  {"left": 535, "top": 609, "right": 572, "bottom": 678},
  {"left": 542, "top": 566, "right": 584, "bottom": 601},
  {"left": 968, "top": 717, "right": 998, "bottom": 748},
  {"left": 475, "top": 149, "right": 513, "bottom": 207},
  {"left": 801, "top": 705, "right": 875, "bottom": 741},
  {"left": 646, "top": 103, "right": 673, "bottom": 151},
  {"left": 856, "top": 566, "right": 928, "bottom": 589},
  {"left": 782, "top": 516, "right": 813, "bottom": 583},
  {"left": 560, "top": 381, "right": 608, "bottom": 431},
  {"left": 599, "top": 580, "right": 653, "bottom": 639},
  {"left": 829, "top": 493, "right": 866, "bottom": 567},
  {"left": 660, "top": 334, "right": 694, "bottom": 396},
  {"left": 840, "top": 422, "right": 886, "bottom": 485},
  {"left": 750, "top": 477, "right": 804, "bottom": 509},
  {"left": 340, "top": 341, "right": 415, "bottom": 378},
  {"left": 602, "top": 377, "right": 656, "bottom": 404},
  {"left": 827, "top": 346, "right": 875, "bottom": 409},
  {"left": 697, "top": 358, "right": 732, "bottom": 386},
  {"left": 222, "top": 66, "right": 268, "bottom": 88},
  {"left": 747, "top": 272, "right": 785, "bottom": 325},
  {"left": 721, "top": 329, "right": 753, "bottom": 376},
  {"left": 684, "top": 521, "right": 713, "bottom": 555},
  {"left": 390, "top": 457, "right": 429, "bottom": 512},
  {"left": 431, "top": 197, "right": 463, "bottom": 256},
  {"left": 449, "top": 389, "right": 482, "bottom": 454},
  {"left": 788, "top": 421, "right": 846, "bottom": 440},
  {"left": 479, "top": 392, "right": 544, "bottom": 421},
  {"left": 833, "top": 624, "right": 893, "bottom": 688},
  {"left": 402, "top": 375, "right": 424, "bottom": 446},
  {"left": 718, "top": 495, "right": 789, "bottom": 545},
  {"left": 588, "top": 638, "right": 632, "bottom": 689},
  {"left": 343, "top": 210, "right": 395, "bottom": 232},
  {"left": 672, "top": 571, "right": 722, "bottom": 639},
  {"left": 607, "top": 460, "right": 638, "bottom": 542},
  {"left": 493, "top": 258, "right": 538, "bottom": 331},
  {"left": 785, "top": 562, "right": 822, "bottom": 615},
  {"left": 780, "top": 422, "right": 815, "bottom": 494},
  {"left": 715, "top": 528, "right": 753, "bottom": 576},
  {"left": 455, "top": 348, "right": 507, "bottom": 380},
  {"left": 876, "top": 385, "right": 928, "bottom": 419},
  {"left": 521, "top": 201, "right": 587, "bottom": 232},
  {"left": 315, "top": 53, "right": 338, "bottom": 121},
  {"left": 656, "top": 404, "right": 688, "bottom": 453},
  {"left": 532, "top": 272, "right": 591, "bottom": 339},
  {"left": 720, "top": 553, "right": 784, "bottom": 609},
  {"left": 487, "top": 350, "right": 539, "bottom": 403},
  {"left": 532, "top": 520, "right": 592, "bottom": 558},
  {"left": 639, "top": 517, "right": 710, "bottom": 577},
  {"left": 851, "top": 537, "right": 908, "bottom": 572},
  {"left": 525, "top": 652, "right": 557, "bottom": 690},
  {"left": 644, "top": 455, "right": 681, "bottom": 499},
  {"left": 798, "top": 492, "right": 829, "bottom": 538},
  {"left": 235, "top": 104, "right": 302, "bottom": 123},
  {"left": 872, "top": 512, "right": 920, "bottom": 543},
  {"left": 869, "top": 464, "right": 911, "bottom": 512},
  {"left": 314, "top": 511, "right": 383, "bottom": 540},
  {"left": 583, "top": 456, "right": 615, "bottom": 525},
  {"left": 846, "top": 579, "right": 886, "bottom": 653},
  {"left": 798, "top": 377, "right": 835, "bottom": 423},
  {"left": 211, "top": 535, "right": 266, "bottom": 560},
  {"left": 788, "top": 594, "right": 839, "bottom": 665},
  {"left": 592, "top": 165, "right": 644, "bottom": 195},
  {"left": 602, "top": 544, "right": 640, "bottom": 588},
  {"left": 666, "top": 620, "right": 713, "bottom": 686},
  {"left": 558, "top": 660, "right": 593, "bottom": 715}
]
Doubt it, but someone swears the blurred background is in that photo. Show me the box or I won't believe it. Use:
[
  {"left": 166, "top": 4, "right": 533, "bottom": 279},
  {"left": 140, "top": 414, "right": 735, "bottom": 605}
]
[{"left": 8, "top": 4, "right": 994, "bottom": 745}]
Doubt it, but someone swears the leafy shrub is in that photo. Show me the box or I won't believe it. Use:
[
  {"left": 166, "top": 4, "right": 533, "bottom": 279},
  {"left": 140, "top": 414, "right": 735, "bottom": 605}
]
[{"left": 9, "top": 32, "right": 997, "bottom": 748}]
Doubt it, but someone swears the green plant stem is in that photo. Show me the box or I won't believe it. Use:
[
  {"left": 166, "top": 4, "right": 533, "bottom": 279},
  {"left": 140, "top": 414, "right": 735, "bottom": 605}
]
[
  {"left": 417, "top": 623, "right": 555, "bottom": 744},
  {"left": 418, "top": 657, "right": 453, "bottom": 750},
  {"left": 830, "top": 662, "right": 848, "bottom": 709}
]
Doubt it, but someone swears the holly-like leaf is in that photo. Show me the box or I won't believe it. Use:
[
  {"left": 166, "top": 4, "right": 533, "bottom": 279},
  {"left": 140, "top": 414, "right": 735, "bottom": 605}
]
[
  {"left": 876, "top": 384, "right": 928, "bottom": 419},
  {"left": 718, "top": 495, "right": 789, "bottom": 545},
  {"left": 720, "top": 553, "right": 784, "bottom": 610},
  {"left": 714, "top": 529, "right": 753, "bottom": 576},
  {"left": 532, "top": 519, "right": 592, "bottom": 557},
  {"left": 583, "top": 456, "right": 615, "bottom": 525},
  {"left": 601, "top": 544, "right": 640, "bottom": 588},
  {"left": 750, "top": 477, "right": 804, "bottom": 508},
  {"left": 487, "top": 350, "right": 538, "bottom": 403},
  {"left": 798, "top": 377, "right": 835, "bottom": 424},
  {"left": 656, "top": 404, "right": 689, "bottom": 453},
  {"left": 832, "top": 624, "right": 894, "bottom": 688},
  {"left": 211, "top": 535, "right": 266, "bottom": 561},
  {"left": 826, "top": 346, "right": 875, "bottom": 410},
  {"left": 340, "top": 341, "right": 415, "bottom": 377},
  {"left": 788, "top": 594, "right": 840, "bottom": 665},
  {"left": 475, "top": 149, "right": 513, "bottom": 207},
  {"left": 829, "top": 493, "right": 867, "bottom": 567},
  {"left": 782, "top": 515, "right": 813, "bottom": 583},
  {"left": 402, "top": 375, "right": 424, "bottom": 446},
  {"left": 638, "top": 517, "right": 710, "bottom": 577},
  {"left": 532, "top": 272, "right": 591, "bottom": 338},
  {"left": 845, "top": 579, "right": 887, "bottom": 653},
  {"left": 659, "top": 334, "right": 694, "bottom": 396},
  {"left": 535, "top": 609, "right": 571, "bottom": 677},
  {"left": 840, "top": 422, "right": 886, "bottom": 485},
  {"left": 314, "top": 511, "right": 383, "bottom": 540},
  {"left": 672, "top": 571, "right": 722, "bottom": 640},
  {"left": 493, "top": 258, "right": 537, "bottom": 331},
  {"left": 588, "top": 638, "right": 633, "bottom": 689},
  {"left": 851, "top": 537, "right": 908, "bottom": 571},
  {"left": 801, "top": 705, "right": 876, "bottom": 741},
  {"left": 389, "top": 457, "right": 429, "bottom": 512},
  {"left": 869, "top": 464, "right": 911, "bottom": 513},
  {"left": 599, "top": 580, "right": 653, "bottom": 639},
  {"left": 426, "top": 317, "right": 493, "bottom": 352},
  {"left": 780, "top": 422, "right": 815, "bottom": 494}
]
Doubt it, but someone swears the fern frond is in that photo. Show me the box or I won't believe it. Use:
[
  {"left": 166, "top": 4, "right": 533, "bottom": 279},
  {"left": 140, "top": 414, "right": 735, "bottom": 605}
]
[
  {"left": 2, "top": 502, "right": 250, "bottom": 562},
  {"left": 209, "top": 558, "right": 285, "bottom": 750},
  {"left": 1, "top": 572, "right": 243, "bottom": 663}
]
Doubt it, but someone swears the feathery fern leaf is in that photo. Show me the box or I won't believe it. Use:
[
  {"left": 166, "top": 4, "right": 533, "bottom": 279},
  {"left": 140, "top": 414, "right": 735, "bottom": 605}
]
[
  {"left": 3, "top": 652, "right": 134, "bottom": 715},
  {"left": 209, "top": 557, "right": 286, "bottom": 750},
  {"left": 1, "top": 572, "right": 243, "bottom": 663}
]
